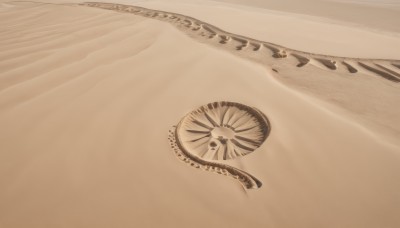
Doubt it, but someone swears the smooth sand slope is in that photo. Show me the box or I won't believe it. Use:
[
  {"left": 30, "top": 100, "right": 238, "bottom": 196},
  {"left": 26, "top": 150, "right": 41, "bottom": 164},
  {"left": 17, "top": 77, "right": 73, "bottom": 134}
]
[
  {"left": 1, "top": 1, "right": 400, "bottom": 228},
  {"left": 82, "top": 2, "right": 400, "bottom": 146},
  {"left": 128, "top": 0, "right": 400, "bottom": 59}
]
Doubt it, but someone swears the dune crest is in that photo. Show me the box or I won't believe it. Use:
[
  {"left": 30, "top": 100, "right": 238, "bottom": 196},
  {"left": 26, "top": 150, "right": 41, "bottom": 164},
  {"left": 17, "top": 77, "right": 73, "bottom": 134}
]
[
  {"left": 82, "top": 2, "right": 400, "bottom": 83},
  {"left": 80, "top": 1, "right": 400, "bottom": 145}
]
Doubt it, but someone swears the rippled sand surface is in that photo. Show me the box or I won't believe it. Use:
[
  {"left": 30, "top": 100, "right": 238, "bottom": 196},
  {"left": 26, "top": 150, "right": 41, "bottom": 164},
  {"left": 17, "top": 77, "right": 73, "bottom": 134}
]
[{"left": 1, "top": 1, "right": 400, "bottom": 227}]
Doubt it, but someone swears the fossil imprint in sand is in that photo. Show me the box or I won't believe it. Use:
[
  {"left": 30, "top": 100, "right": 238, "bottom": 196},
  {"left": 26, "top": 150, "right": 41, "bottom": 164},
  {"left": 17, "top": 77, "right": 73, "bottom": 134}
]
[{"left": 169, "top": 102, "right": 271, "bottom": 189}]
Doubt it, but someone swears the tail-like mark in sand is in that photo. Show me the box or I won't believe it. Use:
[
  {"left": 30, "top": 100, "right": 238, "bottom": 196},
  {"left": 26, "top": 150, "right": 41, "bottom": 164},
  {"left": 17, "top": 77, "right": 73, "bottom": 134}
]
[
  {"left": 375, "top": 64, "right": 400, "bottom": 79},
  {"left": 263, "top": 44, "right": 287, "bottom": 58},
  {"left": 202, "top": 24, "right": 217, "bottom": 38},
  {"left": 251, "top": 42, "right": 262, "bottom": 51},
  {"left": 192, "top": 23, "right": 201, "bottom": 31},
  {"left": 292, "top": 54, "right": 310, "bottom": 67},
  {"left": 342, "top": 61, "right": 358, "bottom": 73},
  {"left": 315, "top": 58, "right": 337, "bottom": 70},
  {"left": 232, "top": 37, "right": 249, "bottom": 50},
  {"left": 358, "top": 62, "right": 400, "bottom": 82},
  {"left": 392, "top": 63, "right": 400, "bottom": 70},
  {"left": 183, "top": 19, "right": 192, "bottom": 28},
  {"left": 80, "top": 2, "right": 400, "bottom": 84},
  {"left": 169, "top": 101, "right": 270, "bottom": 189},
  {"left": 219, "top": 35, "right": 231, "bottom": 44}
]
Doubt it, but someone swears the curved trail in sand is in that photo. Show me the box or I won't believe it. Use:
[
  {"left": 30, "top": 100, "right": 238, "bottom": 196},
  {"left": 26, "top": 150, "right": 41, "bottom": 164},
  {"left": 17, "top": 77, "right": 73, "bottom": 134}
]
[
  {"left": 79, "top": 2, "right": 400, "bottom": 146},
  {"left": 1, "top": 2, "right": 400, "bottom": 227},
  {"left": 82, "top": 2, "right": 400, "bottom": 83}
]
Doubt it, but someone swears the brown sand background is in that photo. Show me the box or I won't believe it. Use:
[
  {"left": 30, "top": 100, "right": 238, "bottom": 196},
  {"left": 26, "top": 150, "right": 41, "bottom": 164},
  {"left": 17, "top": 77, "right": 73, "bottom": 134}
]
[{"left": 1, "top": 0, "right": 400, "bottom": 227}]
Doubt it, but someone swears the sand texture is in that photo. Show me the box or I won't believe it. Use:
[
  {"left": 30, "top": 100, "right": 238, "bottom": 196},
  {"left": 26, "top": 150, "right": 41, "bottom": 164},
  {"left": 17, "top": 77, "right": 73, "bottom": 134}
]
[
  {"left": 1, "top": 1, "right": 400, "bottom": 228},
  {"left": 83, "top": 2, "right": 400, "bottom": 145}
]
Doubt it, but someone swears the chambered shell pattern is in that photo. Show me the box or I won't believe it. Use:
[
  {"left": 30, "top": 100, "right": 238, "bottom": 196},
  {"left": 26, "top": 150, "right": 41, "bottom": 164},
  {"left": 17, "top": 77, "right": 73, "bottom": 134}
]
[{"left": 169, "top": 101, "right": 271, "bottom": 189}]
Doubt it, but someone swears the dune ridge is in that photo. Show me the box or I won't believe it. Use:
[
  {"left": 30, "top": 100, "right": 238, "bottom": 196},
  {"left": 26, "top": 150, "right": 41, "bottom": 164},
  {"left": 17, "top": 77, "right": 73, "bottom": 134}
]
[
  {"left": 80, "top": 2, "right": 400, "bottom": 145},
  {"left": 82, "top": 2, "right": 400, "bottom": 83}
]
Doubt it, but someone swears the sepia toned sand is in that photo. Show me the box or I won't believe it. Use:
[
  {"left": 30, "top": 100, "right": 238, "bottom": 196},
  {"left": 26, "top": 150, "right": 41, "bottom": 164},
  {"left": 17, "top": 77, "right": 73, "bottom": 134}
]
[{"left": 1, "top": 0, "right": 400, "bottom": 227}]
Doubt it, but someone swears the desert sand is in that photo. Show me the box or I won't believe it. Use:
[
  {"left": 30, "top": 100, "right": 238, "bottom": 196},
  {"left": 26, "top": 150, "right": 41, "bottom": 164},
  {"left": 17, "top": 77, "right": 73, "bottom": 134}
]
[{"left": 1, "top": 0, "right": 400, "bottom": 227}]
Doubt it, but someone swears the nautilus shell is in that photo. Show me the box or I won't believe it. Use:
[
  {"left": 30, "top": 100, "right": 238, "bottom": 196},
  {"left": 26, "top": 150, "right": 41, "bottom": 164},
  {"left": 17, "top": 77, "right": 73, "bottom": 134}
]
[{"left": 168, "top": 101, "right": 271, "bottom": 189}]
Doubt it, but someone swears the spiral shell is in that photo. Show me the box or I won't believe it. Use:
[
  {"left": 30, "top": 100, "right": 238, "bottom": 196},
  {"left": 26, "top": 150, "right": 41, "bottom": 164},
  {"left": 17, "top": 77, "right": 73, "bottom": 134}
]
[{"left": 169, "top": 101, "right": 271, "bottom": 189}]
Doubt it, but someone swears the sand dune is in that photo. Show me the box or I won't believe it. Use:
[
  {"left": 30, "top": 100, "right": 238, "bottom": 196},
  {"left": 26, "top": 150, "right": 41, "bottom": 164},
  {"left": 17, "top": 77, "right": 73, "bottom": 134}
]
[
  {"left": 128, "top": 0, "right": 400, "bottom": 59},
  {"left": 82, "top": 2, "right": 400, "bottom": 83},
  {"left": 83, "top": 2, "right": 400, "bottom": 145},
  {"left": 1, "top": 1, "right": 400, "bottom": 228}
]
